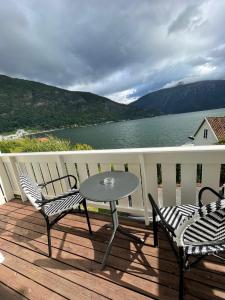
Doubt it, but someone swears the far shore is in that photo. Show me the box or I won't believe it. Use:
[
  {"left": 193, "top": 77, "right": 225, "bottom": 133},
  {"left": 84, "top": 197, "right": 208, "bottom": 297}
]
[{"left": 26, "top": 119, "right": 131, "bottom": 137}]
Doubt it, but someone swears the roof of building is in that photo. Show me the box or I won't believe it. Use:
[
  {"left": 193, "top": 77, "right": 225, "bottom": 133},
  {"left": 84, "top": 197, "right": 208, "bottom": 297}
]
[
  {"left": 36, "top": 137, "right": 49, "bottom": 142},
  {"left": 207, "top": 117, "right": 225, "bottom": 141},
  {"left": 194, "top": 116, "right": 225, "bottom": 141}
]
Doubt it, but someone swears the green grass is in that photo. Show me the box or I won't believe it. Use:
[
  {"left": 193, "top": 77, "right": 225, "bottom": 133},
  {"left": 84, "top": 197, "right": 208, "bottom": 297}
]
[{"left": 0, "top": 136, "right": 93, "bottom": 153}]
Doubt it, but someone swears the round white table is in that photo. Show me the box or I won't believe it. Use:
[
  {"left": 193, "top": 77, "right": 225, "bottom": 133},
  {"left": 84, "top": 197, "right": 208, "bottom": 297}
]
[{"left": 80, "top": 171, "right": 144, "bottom": 268}]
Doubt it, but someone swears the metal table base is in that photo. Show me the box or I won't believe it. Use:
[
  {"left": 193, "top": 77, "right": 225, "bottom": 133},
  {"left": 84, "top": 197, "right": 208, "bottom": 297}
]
[{"left": 101, "top": 200, "right": 144, "bottom": 269}]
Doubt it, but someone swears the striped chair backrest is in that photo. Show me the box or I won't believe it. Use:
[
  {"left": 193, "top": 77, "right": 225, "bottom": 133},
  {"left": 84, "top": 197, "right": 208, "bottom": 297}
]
[
  {"left": 184, "top": 199, "right": 225, "bottom": 243},
  {"left": 19, "top": 173, "right": 43, "bottom": 210}
]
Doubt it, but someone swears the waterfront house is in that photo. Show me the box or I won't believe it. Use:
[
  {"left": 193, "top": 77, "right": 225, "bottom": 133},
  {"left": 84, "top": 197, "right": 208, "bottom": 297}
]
[
  {"left": 16, "top": 129, "right": 27, "bottom": 138},
  {"left": 0, "top": 129, "right": 27, "bottom": 141},
  {"left": 190, "top": 116, "right": 225, "bottom": 145}
]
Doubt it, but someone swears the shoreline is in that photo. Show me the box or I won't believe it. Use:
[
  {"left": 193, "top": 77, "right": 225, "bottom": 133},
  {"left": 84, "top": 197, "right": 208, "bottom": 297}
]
[
  {"left": 2, "top": 106, "right": 224, "bottom": 138},
  {"left": 26, "top": 120, "right": 127, "bottom": 137}
]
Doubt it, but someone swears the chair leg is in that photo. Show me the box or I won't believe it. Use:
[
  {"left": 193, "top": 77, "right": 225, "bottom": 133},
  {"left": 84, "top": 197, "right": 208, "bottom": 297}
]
[
  {"left": 82, "top": 199, "right": 92, "bottom": 235},
  {"left": 152, "top": 209, "right": 158, "bottom": 247},
  {"left": 179, "top": 247, "right": 185, "bottom": 300},
  {"left": 45, "top": 217, "right": 52, "bottom": 257}
]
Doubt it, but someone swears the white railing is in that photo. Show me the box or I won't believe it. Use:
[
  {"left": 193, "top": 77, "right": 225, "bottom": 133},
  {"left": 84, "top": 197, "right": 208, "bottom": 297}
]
[{"left": 0, "top": 145, "right": 225, "bottom": 225}]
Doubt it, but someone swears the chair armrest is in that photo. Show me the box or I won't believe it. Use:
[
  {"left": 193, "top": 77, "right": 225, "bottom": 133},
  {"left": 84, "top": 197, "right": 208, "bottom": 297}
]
[
  {"left": 198, "top": 186, "right": 224, "bottom": 207},
  {"left": 197, "top": 197, "right": 225, "bottom": 218},
  {"left": 148, "top": 193, "right": 176, "bottom": 237},
  {"left": 38, "top": 175, "right": 77, "bottom": 190}
]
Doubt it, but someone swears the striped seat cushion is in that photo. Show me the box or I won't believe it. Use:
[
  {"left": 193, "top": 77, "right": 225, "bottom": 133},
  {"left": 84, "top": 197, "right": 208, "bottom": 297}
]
[
  {"left": 159, "top": 200, "right": 225, "bottom": 256},
  {"left": 183, "top": 208, "right": 225, "bottom": 255},
  {"left": 42, "top": 192, "right": 84, "bottom": 216},
  {"left": 185, "top": 243, "right": 225, "bottom": 255},
  {"left": 159, "top": 204, "right": 198, "bottom": 230}
]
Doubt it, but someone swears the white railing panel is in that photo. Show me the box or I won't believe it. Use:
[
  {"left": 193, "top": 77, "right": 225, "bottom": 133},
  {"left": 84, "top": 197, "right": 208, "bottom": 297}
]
[
  {"left": 9, "top": 157, "right": 25, "bottom": 200},
  {"left": 181, "top": 164, "right": 197, "bottom": 205},
  {"left": 63, "top": 152, "right": 139, "bottom": 164},
  {"left": 24, "top": 162, "right": 35, "bottom": 181},
  {"left": 65, "top": 162, "right": 79, "bottom": 186},
  {"left": 97, "top": 163, "right": 111, "bottom": 209},
  {"left": 56, "top": 156, "right": 70, "bottom": 192},
  {"left": 145, "top": 163, "right": 158, "bottom": 205},
  {"left": 202, "top": 163, "right": 221, "bottom": 204},
  {"left": 128, "top": 163, "right": 143, "bottom": 210},
  {"left": 0, "top": 161, "right": 14, "bottom": 200},
  {"left": 39, "top": 162, "right": 55, "bottom": 196},
  {"left": 161, "top": 163, "right": 176, "bottom": 207},
  {"left": 0, "top": 183, "right": 5, "bottom": 204},
  {"left": 88, "top": 163, "right": 100, "bottom": 177},
  {"left": 76, "top": 163, "right": 89, "bottom": 185},
  {"left": 145, "top": 149, "right": 225, "bottom": 165},
  {"left": 139, "top": 155, "right": 152, "bottom": 224},
  {"left": 113, "top": 163, "right": 128, "bottom": 207},
  {"left": 47, "top": 161, "right": 62, "bottom": 195},
  {"left": 32, "top": 161, "right": 45, "bottom": 187},
  {"left": 99, "top": 163, "right": 111, "bottom": 173},
  {"left": 2, "top": 159, "right": 18, "bottom": 194}
]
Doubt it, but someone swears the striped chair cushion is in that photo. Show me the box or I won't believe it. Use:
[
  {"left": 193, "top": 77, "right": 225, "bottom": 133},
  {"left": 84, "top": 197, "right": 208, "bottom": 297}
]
[
  {"left": 160, "top": 204, "right": 198, "bottom": 231},
  {"left": 42, "top": 192, "right": 84, "bottom": 216},
  {"left": 159, "top": 199, "right": 225, "bottom": 256},
  {"left": 183, "top": 208, "right": 225, "bottom": 255},
  {"left": 185, "top": 243, "right": 225, "bottom": 255}
]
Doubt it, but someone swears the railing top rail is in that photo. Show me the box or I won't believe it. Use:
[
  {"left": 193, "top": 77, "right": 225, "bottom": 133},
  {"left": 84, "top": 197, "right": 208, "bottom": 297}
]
[{"left": 1, "top": 145, "right": 225, "bottom": 157}]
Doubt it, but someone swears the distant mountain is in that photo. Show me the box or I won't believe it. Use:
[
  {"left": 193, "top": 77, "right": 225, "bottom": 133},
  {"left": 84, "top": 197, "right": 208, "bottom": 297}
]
[
  {"left": 130, "top": 80, "right": 225, "bottom": 115},
  {"left": 0, "top": 75, "right": 150, "bottom": 133}
]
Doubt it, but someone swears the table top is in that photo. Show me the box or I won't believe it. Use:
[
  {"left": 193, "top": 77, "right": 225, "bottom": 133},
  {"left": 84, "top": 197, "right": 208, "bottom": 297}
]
[{"left": 79, "top": 171, "right": 139, "bottom": 202}]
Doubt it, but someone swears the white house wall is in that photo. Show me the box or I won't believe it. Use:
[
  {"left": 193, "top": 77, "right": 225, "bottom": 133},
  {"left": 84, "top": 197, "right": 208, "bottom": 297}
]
[{"left": 194, "top": 121, "right": 218, "bottom": 145}]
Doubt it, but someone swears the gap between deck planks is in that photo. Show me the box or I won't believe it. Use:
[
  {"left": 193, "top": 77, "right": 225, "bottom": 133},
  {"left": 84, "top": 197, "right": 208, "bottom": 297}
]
[
  {"left": 0, "top": 200, "right": 224, "bottom": 299},
  {"left": 2, "top": 203, "right": 225, "bottom": 280}
]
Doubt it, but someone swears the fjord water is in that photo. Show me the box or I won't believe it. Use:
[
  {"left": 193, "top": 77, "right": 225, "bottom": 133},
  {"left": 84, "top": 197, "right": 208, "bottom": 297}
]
[{"left": 46, "top": 108, "right": 225, "bottom": 149}]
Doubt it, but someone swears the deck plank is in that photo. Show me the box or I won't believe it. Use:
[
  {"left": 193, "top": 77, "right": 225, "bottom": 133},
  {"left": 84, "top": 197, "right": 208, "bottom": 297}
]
[
  {"left": 0, "top": 281, "right": 27, "bottom": 300},
  {"left": 0, "top": 200, "right": 224, "bottom": 299},
  {"left": 0, "top": 264, "right": 65, "bottom": 300}
]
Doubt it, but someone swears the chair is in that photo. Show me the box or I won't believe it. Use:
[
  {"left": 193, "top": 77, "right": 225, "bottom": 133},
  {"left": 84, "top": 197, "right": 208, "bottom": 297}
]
[
  {"left": 149, "top": 186, "right": 225, "bottom": 300},
  {"left": 19, "top": 173, "right": 92, "bottom": 257}
]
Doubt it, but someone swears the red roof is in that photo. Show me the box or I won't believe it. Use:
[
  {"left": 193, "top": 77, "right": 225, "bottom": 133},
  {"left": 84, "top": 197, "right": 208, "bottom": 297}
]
[
  {"left": 207, "top": 117, "right": 225, "bottom": 141},
  {"left": 36, "top": 137, "right": 49, "bottom": 142}
]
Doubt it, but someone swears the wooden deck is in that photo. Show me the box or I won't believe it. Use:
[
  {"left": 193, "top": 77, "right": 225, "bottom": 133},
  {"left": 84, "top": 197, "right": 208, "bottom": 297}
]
[{"left": 0, "top": 201, "right": 225, "bottom": 300}]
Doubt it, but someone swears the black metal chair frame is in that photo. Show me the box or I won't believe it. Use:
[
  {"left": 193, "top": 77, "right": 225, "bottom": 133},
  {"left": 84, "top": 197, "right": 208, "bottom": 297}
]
[
  {"left": 149, "top": 186, "right": 225, "bottom": 300},
  {"left": 35, "top": 175, "right": 92, "bottom": 257}
]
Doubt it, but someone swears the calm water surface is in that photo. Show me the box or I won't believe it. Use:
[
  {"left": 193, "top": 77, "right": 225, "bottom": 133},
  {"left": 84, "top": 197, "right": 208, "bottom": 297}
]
[{"left": 41, "top": 108, "right": 225, "bottom": 149}]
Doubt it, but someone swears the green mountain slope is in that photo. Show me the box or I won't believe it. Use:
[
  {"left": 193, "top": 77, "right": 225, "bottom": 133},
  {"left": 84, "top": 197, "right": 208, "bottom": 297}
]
[
  {"left": 130, "top": 80, "right": 225, "bottom": 114},
  {"left": 0, "top": 75, "right": 149, "bottom": 133}
]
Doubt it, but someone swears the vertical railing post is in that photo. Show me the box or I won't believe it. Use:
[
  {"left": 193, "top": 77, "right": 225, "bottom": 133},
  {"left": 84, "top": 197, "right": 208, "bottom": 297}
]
[
  {"left": 8, "top": 156, "right": 26, "bottom": 201},
  {"left": 0, "top": 155, "right": 14, "bottom": 202},
  {"left": 56, "top": 155, "right": 70, "bottom": 191},
  {"left": 139, "top": 153, "right": 150, "bottom": 225}
]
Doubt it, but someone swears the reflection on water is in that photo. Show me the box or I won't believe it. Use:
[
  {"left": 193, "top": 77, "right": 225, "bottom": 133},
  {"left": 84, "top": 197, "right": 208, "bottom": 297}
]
[{"left": 37, "top": 108, "right": 225, "bottom": 149}]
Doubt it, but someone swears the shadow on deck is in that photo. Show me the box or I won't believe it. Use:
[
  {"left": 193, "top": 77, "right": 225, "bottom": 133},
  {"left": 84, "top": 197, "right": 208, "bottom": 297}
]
[{"left": 0, "top": 200, "right": 224, "bottom": 299}]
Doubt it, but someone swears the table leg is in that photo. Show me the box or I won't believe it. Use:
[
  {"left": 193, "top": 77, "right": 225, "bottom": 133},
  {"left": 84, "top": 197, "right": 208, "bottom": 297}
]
[
  {"left": 101, "top": 201, "right": 144, "bottom": 269},
  {"left": 101, "top": 201, "right": 118, "bottom": 269}
]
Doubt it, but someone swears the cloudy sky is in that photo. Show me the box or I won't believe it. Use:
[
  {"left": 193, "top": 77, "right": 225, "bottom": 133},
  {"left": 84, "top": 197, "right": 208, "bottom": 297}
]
[{"left": 1, "top": 0, "right": 225, "bottom": 103}]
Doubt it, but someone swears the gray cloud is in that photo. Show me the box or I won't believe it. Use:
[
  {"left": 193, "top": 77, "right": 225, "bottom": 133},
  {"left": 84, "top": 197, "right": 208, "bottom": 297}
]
[
  {"left": 168, "top": 3, "right": 203, "bottom": 34},
  {"left": 1, "top": 0, "right": 225, "bottom": 103}
]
